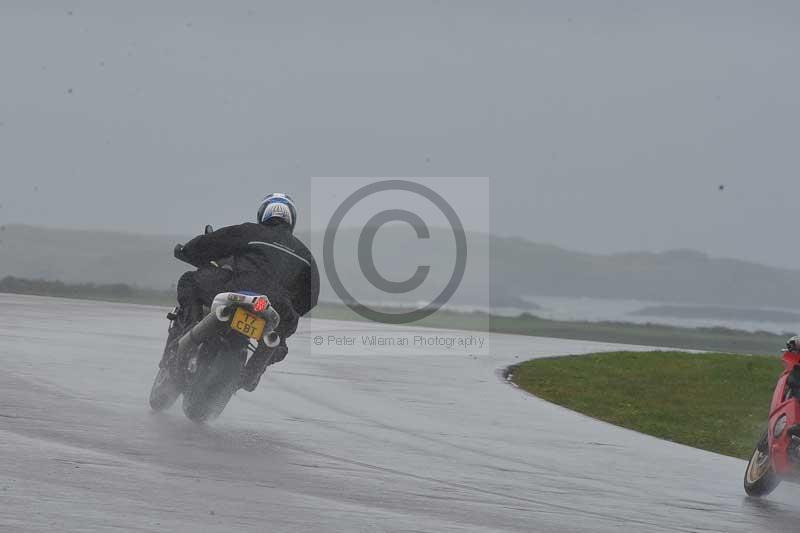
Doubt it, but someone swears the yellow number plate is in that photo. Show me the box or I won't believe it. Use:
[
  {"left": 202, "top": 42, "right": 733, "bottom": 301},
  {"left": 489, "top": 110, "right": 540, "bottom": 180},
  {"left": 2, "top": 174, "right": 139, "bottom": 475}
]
[{"left": 230, "top": 307, "right": 266, "bottom": 340}]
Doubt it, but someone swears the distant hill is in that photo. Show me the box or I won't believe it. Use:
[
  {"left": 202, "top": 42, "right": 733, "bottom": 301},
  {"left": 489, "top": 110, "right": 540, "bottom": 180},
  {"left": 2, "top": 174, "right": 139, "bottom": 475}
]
[
  {"left": 0, "top": 225, "right": 187, "bottom": 290},
  {"left": 2, "top": 224, "right": 800, "bottom": 309}
]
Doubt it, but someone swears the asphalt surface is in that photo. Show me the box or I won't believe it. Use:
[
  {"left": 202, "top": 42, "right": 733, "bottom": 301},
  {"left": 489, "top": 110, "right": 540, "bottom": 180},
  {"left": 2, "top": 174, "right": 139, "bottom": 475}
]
[{"left": 2, "top": 294, "right": 800, "bottom": 532}]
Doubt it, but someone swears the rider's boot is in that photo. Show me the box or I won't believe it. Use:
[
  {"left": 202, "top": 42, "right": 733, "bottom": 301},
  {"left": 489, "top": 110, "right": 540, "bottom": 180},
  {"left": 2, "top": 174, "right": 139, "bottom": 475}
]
[{"left": 239, "top": 344, "right": 288, "bottom": 392}]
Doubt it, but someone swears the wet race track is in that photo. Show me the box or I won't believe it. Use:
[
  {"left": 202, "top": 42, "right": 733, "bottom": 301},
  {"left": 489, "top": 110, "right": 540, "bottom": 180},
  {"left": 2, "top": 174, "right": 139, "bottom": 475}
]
[{"left": 2, "top": 294, "right": 800, "bottom": 532}]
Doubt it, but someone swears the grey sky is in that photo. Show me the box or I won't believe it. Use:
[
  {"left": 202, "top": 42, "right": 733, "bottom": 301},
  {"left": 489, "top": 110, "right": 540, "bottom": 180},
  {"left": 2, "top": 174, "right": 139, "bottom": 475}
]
[{"left": 1, "top": 1, "right": 798, "bottom": 266}]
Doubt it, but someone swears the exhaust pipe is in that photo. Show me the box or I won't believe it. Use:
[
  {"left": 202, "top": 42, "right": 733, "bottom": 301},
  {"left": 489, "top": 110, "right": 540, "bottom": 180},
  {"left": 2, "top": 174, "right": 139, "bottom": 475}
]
[
  {"left": 264, "top": 331, "right": 281, "bottom": 348},
  {"left": 177, "top": 311, "right": 226, "bottom": 359}
]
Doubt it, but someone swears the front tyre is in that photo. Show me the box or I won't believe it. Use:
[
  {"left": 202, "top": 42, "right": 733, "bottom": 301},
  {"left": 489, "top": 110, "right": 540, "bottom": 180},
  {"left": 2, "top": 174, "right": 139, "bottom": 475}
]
[
  {"left": 149, "top": 367, "right": 181, "bottom": 412},
  {"left": 182, "top": 347, "right": 244, "bottom": 423},
  {"left": 744, "top": 430, "right": 780, "bottom": 497}
]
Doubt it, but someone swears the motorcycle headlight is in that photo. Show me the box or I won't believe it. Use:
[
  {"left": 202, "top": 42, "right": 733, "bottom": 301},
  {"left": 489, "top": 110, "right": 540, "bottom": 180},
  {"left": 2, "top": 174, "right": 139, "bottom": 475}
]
[{"left": 774, "top": 414, "right": 788, "bottom": 438}]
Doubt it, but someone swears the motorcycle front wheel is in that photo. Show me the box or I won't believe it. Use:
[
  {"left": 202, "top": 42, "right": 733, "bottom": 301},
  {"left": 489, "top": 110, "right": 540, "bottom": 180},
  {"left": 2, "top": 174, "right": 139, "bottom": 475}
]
[
  {"left": 149, "top": 367, "right": 182, "bottom": 412},
  {"left": 744, "top": 430, "right": 780, "bottom": 497}
]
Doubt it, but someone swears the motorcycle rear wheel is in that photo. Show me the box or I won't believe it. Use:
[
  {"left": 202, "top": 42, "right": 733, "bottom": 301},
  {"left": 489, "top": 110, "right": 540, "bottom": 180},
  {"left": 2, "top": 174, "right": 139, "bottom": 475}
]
[
  {"left": 744, "top": 430, "right": 780, "bottom": 497},
  {"left": 182, "top": 345, "right": 244, "bottom": 423}
]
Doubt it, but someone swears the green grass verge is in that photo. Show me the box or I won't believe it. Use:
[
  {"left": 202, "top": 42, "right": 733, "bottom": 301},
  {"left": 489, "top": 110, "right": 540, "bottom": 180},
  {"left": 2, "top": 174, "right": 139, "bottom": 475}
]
[{"left": 510, "top": 351, "right": 781, "bottom": 459}]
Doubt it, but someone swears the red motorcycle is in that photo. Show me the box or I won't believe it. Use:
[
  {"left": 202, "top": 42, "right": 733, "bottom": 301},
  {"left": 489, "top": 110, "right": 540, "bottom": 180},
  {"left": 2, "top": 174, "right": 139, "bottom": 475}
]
[{"left": 744, "top": 337, "right": 800, "bottom": 496}]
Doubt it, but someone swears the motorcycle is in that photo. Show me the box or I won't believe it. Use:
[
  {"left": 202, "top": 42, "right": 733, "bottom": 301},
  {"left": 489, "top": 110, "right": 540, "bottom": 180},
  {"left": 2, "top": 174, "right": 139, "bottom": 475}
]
[
  {"left": 744, "top": 336, "right": 800, "bottom": 496},
  {"left": 148, "top": 226, "right": 281, "bottom": 422}
]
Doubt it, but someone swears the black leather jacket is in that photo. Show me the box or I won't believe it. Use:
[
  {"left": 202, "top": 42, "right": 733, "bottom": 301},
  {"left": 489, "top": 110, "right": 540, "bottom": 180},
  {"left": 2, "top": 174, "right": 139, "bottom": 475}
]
[{"left": 181, "top": 221, "right": 319, "bottom": 336}]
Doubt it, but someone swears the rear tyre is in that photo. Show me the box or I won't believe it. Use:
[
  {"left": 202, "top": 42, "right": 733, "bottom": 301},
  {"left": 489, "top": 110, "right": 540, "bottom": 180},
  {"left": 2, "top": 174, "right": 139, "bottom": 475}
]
[
  {"left": 744, "top": 430, "right": 780, "bottom": 497},
  {"left": 182, "top": 346, "right": 244, "bottom": 423},
  {"left": 149, "top": 367, "right": 181, "bottom": 412}
]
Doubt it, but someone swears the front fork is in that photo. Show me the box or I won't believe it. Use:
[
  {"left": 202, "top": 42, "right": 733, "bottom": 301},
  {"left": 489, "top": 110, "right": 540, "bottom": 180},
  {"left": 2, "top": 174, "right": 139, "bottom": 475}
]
[
  {"left": 160, "top": 305, "right": 198, "bottom": 375},
  {"left": 159, "top": 307, "right": 182, "bottom": 368}
]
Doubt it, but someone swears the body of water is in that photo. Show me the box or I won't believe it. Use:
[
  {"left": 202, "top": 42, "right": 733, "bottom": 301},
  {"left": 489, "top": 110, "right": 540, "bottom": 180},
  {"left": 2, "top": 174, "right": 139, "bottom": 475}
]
[{"left": 510, "top": 296, "right": 800, "bottom": 336}]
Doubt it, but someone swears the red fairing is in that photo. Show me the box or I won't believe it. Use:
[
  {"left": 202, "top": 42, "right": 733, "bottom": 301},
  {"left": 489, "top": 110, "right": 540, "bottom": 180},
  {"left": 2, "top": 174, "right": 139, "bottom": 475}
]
[{"left": 768, "top": 351, "right": 800, "bottom": 474}]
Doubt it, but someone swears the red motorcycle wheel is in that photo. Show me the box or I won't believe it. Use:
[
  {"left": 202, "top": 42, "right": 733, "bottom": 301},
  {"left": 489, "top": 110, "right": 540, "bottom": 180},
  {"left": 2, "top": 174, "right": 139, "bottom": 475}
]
[{"left": 744, "top": 430, "right": 780, "bottom": 497}]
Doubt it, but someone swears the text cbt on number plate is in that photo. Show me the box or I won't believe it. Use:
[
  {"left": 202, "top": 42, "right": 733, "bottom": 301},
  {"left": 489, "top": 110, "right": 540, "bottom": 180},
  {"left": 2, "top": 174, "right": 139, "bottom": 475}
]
[{"left": 230, "top": 308, "right": 266, "bottom": 340}]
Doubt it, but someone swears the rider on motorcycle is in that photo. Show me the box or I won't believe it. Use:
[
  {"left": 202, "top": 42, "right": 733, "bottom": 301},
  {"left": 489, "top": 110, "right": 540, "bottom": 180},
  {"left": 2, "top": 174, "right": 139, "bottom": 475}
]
[{"left": 168, "top": 192, "right": 319, "bottom": 392}]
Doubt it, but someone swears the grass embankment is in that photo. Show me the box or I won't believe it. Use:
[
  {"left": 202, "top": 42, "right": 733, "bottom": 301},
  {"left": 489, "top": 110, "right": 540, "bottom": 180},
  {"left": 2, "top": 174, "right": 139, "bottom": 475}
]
[{"left": 511, "top": 351, "right": 781, "bottom": 459}]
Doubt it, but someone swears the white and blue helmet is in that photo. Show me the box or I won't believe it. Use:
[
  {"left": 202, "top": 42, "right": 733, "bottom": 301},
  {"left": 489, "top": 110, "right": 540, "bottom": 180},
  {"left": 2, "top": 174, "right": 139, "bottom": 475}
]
[{"left": 257, "top": 193, "right": 297, "bottom": 231}]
